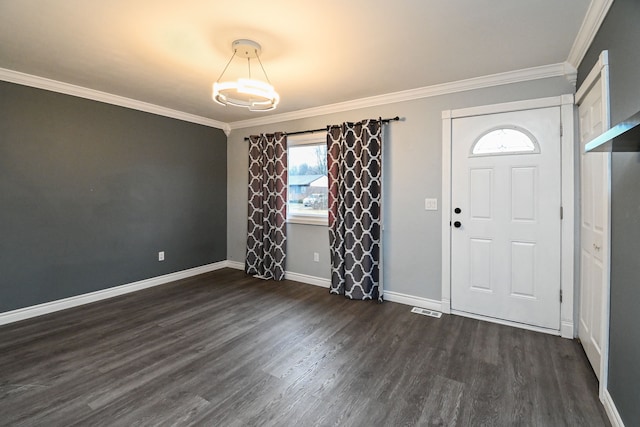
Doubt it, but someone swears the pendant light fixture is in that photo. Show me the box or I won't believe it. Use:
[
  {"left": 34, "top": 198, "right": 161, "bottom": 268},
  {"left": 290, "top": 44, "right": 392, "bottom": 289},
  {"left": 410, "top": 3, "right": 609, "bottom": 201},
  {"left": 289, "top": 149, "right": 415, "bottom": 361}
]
[{"left": 212, "top": 39, "right": 279, "bottom": 111}]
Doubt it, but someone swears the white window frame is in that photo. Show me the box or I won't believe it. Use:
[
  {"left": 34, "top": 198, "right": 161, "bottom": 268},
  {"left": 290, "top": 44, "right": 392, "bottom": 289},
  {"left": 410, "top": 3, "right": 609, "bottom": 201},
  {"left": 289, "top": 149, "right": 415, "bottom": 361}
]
[{"left": 287, "top": 133, "right": 328, "bottom": 226}]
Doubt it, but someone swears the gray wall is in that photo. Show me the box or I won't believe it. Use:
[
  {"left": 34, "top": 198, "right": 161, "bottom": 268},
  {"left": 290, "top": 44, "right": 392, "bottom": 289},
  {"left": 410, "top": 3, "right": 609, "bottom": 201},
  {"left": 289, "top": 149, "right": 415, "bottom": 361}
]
[
  {"left": 227, "top": 77, "right": 575, "bottom": 300},
  {"left": 578, "top": 0, "right": 640, "bottom": 424},
  {"left": 0, "top": 81, "right": 227, "bottom": 313}
]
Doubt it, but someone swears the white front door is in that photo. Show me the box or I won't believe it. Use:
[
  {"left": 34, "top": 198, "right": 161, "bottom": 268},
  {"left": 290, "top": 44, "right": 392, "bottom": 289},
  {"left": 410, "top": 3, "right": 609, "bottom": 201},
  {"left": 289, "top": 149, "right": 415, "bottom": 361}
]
[
  {"left": 576, "top": 53, "right": 611, "bottom": 382},
  {"left": 450, "top": 107, "right": 562, "bottom": 330}
]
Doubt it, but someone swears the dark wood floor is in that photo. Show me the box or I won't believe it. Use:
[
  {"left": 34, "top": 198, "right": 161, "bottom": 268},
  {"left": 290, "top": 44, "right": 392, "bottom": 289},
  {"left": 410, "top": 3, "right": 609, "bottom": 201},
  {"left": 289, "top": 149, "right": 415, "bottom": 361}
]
[{"left": 0, "top": 268, "right": 610, "bottom": 426}]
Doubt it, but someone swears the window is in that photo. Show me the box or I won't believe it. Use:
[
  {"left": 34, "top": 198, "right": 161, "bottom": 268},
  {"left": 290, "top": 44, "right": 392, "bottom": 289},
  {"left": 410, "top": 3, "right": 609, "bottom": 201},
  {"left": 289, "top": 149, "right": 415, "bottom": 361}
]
[
  {"left": 471, "top": 127, "right": 539, "bottom": 156},
  {"left": 287, "top": 134, "right": 328, "bottom": 225}
]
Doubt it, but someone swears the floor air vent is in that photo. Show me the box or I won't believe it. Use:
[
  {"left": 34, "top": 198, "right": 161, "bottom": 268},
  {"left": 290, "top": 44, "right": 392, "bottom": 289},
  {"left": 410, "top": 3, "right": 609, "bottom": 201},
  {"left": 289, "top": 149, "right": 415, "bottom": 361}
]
[{"left": 411, "top": 307, "right": 442, "bottom": 318}]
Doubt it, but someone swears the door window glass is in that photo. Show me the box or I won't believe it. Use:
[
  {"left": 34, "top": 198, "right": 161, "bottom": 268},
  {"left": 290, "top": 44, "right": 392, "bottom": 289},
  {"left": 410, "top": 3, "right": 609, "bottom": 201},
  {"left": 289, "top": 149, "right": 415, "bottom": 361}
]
[{"left": 471, "top": 127, "right": 539, "bottom": 156}]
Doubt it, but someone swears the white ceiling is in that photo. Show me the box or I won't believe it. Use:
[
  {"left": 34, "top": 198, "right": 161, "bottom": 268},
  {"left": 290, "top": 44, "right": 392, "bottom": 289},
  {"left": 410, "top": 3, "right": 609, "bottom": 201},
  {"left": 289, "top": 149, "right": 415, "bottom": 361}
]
[{"left": 0, "top": 0, "right": 594, "bottom": 126}]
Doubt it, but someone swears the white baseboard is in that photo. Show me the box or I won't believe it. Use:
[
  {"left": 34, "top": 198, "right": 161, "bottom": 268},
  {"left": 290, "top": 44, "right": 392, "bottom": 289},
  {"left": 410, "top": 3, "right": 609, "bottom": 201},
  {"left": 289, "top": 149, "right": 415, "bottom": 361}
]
[
  {"left": 384, "top": 290, "right": 442, "bottom": 311},
  {"left": 228, "top": 261, "right": 442, "bottom": 309},
  {"left": 285, "top": 271, "right": 331, "bottom": 288},
  {"left": 226, "top": 260, "right": 245, "bottom": 270},
  {"left": 0, "top": 261, "right": 228, "bottom": 326},
  {"left": 561, "top": 320, "right": 575, "bottom": 339},
  {"left": 224, "top": 262, "right": 332, "bottom": 288},
  {"left": 283, "top": 271, "right": 443, "bottom": 310},
  {"left": 602, "top": 388, "right": 625, "bottom": 427},
  {"left": 282, "top": 272, "right": 443, "bottom": 311},
  {"left": 441, "top": 298, "right": 451, "bottom": 314}
]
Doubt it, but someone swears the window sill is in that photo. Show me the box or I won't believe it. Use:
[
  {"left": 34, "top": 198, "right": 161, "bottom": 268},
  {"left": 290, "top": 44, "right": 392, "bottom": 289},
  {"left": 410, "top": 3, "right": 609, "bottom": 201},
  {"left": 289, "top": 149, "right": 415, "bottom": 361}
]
[{"left": 287, "top": 215, "right": 328, "bottom": 226}]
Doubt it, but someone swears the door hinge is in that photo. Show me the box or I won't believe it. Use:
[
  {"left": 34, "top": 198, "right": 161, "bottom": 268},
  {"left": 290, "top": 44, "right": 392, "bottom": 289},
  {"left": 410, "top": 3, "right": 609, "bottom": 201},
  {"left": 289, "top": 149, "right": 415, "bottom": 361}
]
[
  {"left": 560, "top": 123, "right": 563, "bottom": 137},
  {"left": 560, "top": 206, "right": 563, "bottom": 219},
  {"left": 560, "top": 289, "right": 563, "bottom": 303}
]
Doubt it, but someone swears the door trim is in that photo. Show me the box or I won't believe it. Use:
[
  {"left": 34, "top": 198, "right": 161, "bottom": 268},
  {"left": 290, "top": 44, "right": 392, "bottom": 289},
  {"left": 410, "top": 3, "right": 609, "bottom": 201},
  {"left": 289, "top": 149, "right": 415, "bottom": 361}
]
[
  {"left": 575, "top": 50, "right": 611, "bottom": 403},
  {"left": 441, "top": 95, "right": 575, "bottom": 338}
]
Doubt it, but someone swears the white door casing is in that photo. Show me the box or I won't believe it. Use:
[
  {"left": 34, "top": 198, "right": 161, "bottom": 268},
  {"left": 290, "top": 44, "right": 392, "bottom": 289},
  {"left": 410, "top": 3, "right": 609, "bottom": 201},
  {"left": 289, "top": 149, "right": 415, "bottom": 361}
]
[
  {"left": 442, "top": 96, "right": 575, "bottom": 337},
  {"left": 576, "top": 50, "right": 611, "bottom": 390},
  {"left": 450, "top": 107, "right": 561, "bottom": 330}
]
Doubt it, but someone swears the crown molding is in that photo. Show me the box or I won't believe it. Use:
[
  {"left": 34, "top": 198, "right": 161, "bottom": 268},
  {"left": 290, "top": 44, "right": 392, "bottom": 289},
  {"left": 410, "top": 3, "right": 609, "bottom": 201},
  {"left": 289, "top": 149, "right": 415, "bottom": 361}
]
[
  {"left": 229, "top": 62, "right": 576, "bottom": 131},
  {"left": 567, "top": 0, "right": 614, "bottom": 68},
  {"left": 576, "top": 50, "right": 609, "bottom": 103},
  {"left": 1, "top": 60, "right": 577, "bottom": 137},
  {"left": 0, "top": 68, "right": 229, "bottom": 132}
]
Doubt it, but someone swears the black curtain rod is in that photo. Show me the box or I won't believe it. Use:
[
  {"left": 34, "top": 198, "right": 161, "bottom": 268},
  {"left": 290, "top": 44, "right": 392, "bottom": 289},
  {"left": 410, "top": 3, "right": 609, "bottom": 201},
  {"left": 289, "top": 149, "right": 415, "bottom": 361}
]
[{"left": 243, "top": 116, "right": 401, "bottom": 141}]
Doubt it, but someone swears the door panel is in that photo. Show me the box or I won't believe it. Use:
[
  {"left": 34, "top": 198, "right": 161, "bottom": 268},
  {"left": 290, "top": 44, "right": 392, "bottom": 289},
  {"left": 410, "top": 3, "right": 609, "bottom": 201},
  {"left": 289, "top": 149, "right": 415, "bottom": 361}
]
[
  {"left": 470, "top": 238, "right": 492, "bottom": 291},
  {"left": 512, "top": 167, "right": 536, "bottom": 220},
  {"left": 578, "top": 73, "right": 610, "bottom": 380},
  {"left": 470, "top": 169, "right": 493, "bottom": 218},
  {"left": 510, "top": 241, "right": 536, "bottom": 298},
  {"left": 451, "top": 107, "right": 561, "bottom": 330}
]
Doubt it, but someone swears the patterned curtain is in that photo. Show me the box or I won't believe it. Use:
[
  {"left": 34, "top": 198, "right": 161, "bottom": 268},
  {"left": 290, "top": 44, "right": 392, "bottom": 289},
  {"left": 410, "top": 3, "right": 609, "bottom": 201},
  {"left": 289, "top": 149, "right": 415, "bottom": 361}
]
[
  {"left": 245, "top": 133, "right": 288, "bottom": 280},
  {"left": 327, "top": 119, "right": 383, "bottom": 301}
]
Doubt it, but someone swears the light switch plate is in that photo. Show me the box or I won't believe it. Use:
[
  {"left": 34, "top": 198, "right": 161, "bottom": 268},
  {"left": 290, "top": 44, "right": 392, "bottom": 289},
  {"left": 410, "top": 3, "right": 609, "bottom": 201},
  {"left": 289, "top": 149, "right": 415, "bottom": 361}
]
[{"left": 425, "top": 198, "right": 438, "bottom": 211}]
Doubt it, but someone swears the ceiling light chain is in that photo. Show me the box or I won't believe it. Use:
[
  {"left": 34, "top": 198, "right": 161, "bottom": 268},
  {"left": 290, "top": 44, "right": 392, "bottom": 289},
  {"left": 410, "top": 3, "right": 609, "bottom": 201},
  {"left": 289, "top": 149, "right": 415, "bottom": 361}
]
[
  {"left": 255, "top": 50, "right": 272, "bottom": 85},
  {"left": 212, "top": 39, "right": 280, "bottom": 112},
  {"left": 214, "top": 49, "right": 237, "bottom": 84}
]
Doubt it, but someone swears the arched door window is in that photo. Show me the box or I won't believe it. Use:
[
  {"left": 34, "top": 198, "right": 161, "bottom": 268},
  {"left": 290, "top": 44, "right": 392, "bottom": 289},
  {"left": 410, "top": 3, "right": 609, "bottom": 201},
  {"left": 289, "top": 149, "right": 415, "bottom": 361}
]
[{"left": 471, "top": 127, "right": 540, "bottom": 156}]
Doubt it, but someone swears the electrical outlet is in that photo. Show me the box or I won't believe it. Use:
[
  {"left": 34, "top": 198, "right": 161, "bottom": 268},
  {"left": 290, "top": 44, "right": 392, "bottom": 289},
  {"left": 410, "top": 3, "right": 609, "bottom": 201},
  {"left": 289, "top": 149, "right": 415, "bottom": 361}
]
[
  {"left": 424, "top": 198, "right": 438, "bottom": 211},
  {"left": 158, "top": 251, "right": 165, "bottom": 261},
  {"left": 313, "top": 252, "right": 319, "bottom": 262}
]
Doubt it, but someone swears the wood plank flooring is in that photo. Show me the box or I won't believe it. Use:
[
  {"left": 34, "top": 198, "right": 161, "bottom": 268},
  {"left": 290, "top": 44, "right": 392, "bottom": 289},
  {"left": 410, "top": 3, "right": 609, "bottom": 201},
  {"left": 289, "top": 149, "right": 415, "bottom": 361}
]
[{"left": 0, "top": 268, "right": 610, "bottom": 426}]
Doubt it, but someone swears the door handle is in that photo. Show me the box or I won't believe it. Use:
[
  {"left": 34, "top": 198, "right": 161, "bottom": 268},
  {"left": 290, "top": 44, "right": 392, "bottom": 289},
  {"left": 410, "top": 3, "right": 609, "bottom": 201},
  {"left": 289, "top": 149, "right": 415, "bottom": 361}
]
[
  {"left": 453, "top": 221, "right": 462, "bottom": 228},
  {"left": 454, "top": 207, "right": 462, "bottom": 214}
]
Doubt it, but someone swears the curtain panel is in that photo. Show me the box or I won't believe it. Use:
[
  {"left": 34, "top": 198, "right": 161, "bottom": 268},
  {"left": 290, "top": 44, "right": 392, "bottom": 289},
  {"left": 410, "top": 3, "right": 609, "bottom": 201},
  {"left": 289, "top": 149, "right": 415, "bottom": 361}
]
[
  {"left": 327, "top": 119, "right": 383, "bottom": 301},
  {"left": 245, "top": 133, "right": 288, "bottom": 280}
]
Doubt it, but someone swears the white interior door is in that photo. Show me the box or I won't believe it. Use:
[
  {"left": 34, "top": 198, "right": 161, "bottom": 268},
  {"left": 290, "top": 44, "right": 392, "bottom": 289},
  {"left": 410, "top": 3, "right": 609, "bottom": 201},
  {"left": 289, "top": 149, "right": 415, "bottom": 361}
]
[
  {"left": 451, "top": 107, "right": 562, "bottom": 330},
  {"left": 577, "top": 55, "right": 610, "bottom": 381}
]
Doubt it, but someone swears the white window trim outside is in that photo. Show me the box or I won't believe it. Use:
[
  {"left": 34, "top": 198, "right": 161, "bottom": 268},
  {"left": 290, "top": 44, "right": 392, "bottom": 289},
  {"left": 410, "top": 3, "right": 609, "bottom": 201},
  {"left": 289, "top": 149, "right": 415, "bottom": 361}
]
[{"left": 287, "top": 133, "right": 328, "bottom": 226}]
